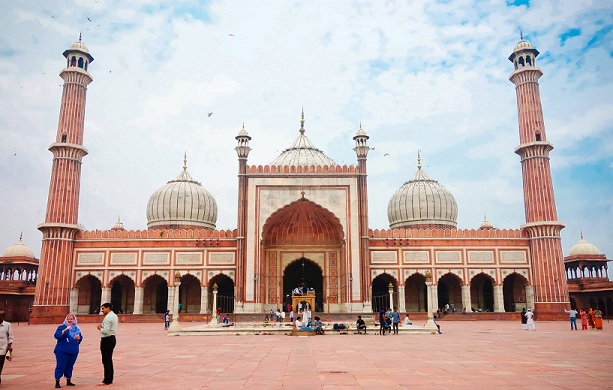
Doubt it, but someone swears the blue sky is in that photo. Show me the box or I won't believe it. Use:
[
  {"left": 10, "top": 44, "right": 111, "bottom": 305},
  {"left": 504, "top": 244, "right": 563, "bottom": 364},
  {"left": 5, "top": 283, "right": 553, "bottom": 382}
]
[{"left": 0, "top": 1, "right": 611, "bottom": 276}]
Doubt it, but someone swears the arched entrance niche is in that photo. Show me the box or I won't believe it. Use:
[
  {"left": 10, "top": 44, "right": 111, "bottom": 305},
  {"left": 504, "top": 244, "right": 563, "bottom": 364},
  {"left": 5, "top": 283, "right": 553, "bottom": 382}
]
[
  {"left": 142, "top": 274, "right": 167, "bottom": 314},
  {"left": 404, "top": 273, "right": 427, "bottom": 312},
  {"left": 261, "top": 197, "right": 345, "bottom": 310},
  {"left": 283, "top": 258, "right": 324, "bottom": 312},
  {"left": 502, "top": 273, "right": 528, "bottom": 312},
  {"left": 437, "top": 273, "right": 462, "bottom": 311},
  {"left": 209, "top": 273, "right": 234, "bottom": 314},
  {"left": 179, "top": 274, "right": 201, "bottom": 314},
  {"left": 75, "top": 275, "right": 102, "bottom": 314},
  {"left": 371, "top": 273, "right": 397, "bottom": 313},
  {"left": 470, "top": 273, "right": 494, "bottom": 312},
  {"left": 109, "top": 275, "right": 135, "bottom": 314}
]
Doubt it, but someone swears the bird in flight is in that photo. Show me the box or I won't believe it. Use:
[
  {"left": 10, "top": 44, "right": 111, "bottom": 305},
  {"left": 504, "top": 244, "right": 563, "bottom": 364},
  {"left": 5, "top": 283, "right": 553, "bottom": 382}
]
[
  {"left": 228, "top": 34, "right": 234, "bottom": 36},
  {"left": 207, "top": 112, "right": 213, "bottom": 117},
  {"left": 384, "top": 153, "right": 390, "bottom": 157},
  {"left": 87, "top": 17, "right": 92, "bottom": 22}
]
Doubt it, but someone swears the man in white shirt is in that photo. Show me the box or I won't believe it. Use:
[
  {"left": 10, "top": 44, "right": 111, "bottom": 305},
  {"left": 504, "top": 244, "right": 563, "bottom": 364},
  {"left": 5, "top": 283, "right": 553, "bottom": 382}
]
[
  {"left": 97, "top": 303, "right": 118, "bottom": 385},
  {"left": 0, "top": 311, "right": 14, "bottom": 385}
]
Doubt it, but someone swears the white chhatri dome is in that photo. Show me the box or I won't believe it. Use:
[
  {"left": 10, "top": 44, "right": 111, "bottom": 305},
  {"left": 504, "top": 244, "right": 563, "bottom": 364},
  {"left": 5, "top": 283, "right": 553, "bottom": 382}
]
[
  {"left": 3, "top": 234, "right": 35, "bottom": 258},
  {"left": 569, "top": 233, "right": 601, "bottom": 256},
  {"left": 387, "top": 156, "right": 458, "bottom": 229},
  {"left": 146, "top": 160, "right": 217, "bottom": 230},
  {"left": 269, "top": 112, "right": 336, "bottom": 167}
]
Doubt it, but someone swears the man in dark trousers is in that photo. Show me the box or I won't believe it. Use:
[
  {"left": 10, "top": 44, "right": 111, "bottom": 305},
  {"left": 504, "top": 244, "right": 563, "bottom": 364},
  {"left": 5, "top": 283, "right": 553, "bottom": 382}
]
[{"left": 97, "top": 303, "right": 118, "bottom": 385}]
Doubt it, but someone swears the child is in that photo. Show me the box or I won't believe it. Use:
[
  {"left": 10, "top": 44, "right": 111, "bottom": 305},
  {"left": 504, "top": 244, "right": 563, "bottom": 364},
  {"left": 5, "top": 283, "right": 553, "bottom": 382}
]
[{"left": 433, "top": 315, "right": 442, "bottom": 334}]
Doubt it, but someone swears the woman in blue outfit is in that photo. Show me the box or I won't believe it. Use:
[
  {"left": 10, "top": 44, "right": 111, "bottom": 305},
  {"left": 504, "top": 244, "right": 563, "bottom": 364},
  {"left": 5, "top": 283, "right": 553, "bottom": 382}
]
[{"left": 53, "top": 313, "right": 83, "bottom": 388}]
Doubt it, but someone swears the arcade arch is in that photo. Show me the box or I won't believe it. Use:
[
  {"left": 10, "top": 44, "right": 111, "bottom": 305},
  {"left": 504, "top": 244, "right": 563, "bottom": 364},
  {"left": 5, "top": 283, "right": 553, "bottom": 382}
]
[
  {"left": 404, "top": 273, "right": 427, "bottom": 312},
  {"left": 437, "top": 273, "right": 462, "bottom": 311},
  {"left": 283, "top": 258, "right": 323, "bottom": 312},
  {"left": 208, "top": 273, "right": 234, "bottom": 314},
  {"left": 503, "top": 273, "right": 528, "bottom": 312},
  {"left": 110, "top": 274, "right": 135, "bottom": 314},
  {"left": 75, "top": 275, "right": 101, "bottom": 314},
  {"left": 371, "top": 273, "right": 398, "bottom": 313},
  {"left": 178, "top": 273, "right": 200, "bottom": 314},
  {"left": 470, "top": 273, "right": 494, "bottom": 312},
  {"left": 142, "top": 274, "right": 167, "bottom": 314}
]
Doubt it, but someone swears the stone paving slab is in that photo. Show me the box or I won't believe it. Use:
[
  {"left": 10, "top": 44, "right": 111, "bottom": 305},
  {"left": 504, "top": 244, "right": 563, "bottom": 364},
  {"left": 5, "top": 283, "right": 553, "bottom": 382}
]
[{"left": 2, "top": 319, "right": 612, "bottom": 389}]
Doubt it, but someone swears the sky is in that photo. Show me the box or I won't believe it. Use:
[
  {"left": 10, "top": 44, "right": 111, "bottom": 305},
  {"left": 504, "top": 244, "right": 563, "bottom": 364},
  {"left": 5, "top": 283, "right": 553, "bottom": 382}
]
[{"left": 0, "top": 0, "right": 612, "bottom": 277}]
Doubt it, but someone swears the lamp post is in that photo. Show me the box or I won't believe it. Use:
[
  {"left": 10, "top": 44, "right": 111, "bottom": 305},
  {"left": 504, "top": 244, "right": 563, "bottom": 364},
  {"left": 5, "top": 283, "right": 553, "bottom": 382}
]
[
  {"left": 424, "top": 270, "right": 438, "bottom": 332},
  {"left": 210, "top": 283, "right": 218, "bottom": 325},
  {"left": 388, "top": 282, "right": 394, "bottom": 311},
  {"left": 168, "top": 271, "right": 182, "bottom": 332}
]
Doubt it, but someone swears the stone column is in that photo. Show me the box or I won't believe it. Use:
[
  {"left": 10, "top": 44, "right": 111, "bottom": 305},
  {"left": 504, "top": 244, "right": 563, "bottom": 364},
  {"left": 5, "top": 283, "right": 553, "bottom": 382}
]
[
  {"left": 525, "top": 285, "right": 535, "bottom": 310},
  {"left": 69, "top": 288, "right": 79, "bottom": 314},
  {"left": 462, "top": 285, "right": 471, "bottom": 311},
  {"left": 200, "top": 286, "right": 208, "bottom": 314},
  {"left": 167, "top": 288, "right": 175, "bottom": 315},
  {"left": 493, "top": 285, "right": 504, "bottom": 312},
  {"left": 100, "top": 287, "right": 111, "bottom": 313},
  {"left": 398, "top": 285, "right": 406, "bottom": 312},
  {"left": 133, "top": 287, "right": 143, "bottom": 315}
]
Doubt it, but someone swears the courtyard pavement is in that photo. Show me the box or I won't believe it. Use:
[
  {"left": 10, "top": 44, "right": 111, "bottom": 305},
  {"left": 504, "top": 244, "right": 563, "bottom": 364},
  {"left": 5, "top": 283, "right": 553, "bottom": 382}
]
[{"left": 2, "top": 318, "right": 612, "bottom": 389}]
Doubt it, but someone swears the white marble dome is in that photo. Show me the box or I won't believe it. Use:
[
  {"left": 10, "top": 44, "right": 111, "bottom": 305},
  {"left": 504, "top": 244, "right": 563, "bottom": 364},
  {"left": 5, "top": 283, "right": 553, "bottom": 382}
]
[
  {"left": 387, "top": 164, "right": 458, "bottom": 229},
  {"left": 569, "top": 234, "right": 601, "bottom": 256},
  {"left": 3, "top": 236, "right": 35, "bottom": 258},
  {"left": 269, "top": 113, "right": 335, "bottom": 167},
  {"left": 146, "top": 165, "right": 217, "bottom": 230}
]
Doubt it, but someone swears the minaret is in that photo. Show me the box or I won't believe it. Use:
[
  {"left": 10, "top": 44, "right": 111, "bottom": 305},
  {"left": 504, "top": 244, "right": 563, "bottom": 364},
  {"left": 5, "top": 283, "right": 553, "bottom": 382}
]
[
  {"left": 234, "top": 123, "right": 251, "bottom": 312},
  {"left": 509, "top": 36, "right": 569, "bottom": 319},
  {"left": 31, "top": 37, "right": 94, "bottom": 323},
  {"left": 353, "top": 123, "right": 370, "bottom": 306}
]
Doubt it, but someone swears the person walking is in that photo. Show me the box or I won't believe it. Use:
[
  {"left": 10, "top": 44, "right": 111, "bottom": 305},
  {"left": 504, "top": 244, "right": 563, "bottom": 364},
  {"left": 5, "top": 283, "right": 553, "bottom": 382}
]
[
  {"left": 594, "top": 309, "right": 604, "bottom": 330},
  {"left": 0, "top": 311, "right": 14, "bottom": 386},
  {"left": 378, "top": 308, "right": 386, "bottom": 336},
  {"left": 564, "top": 308, "right": 578, "bottom": 330},
  {"left": 392, "top": 307, "right": 401, "bottom": 335},
  {"left": 525, "top": 309, "right": 535, "bottom": 331},
  {"left": 53, "top": 313, "right": 83, "bottom": 388},
  {"left": 164, "top": 310, "right": 170, "bottom": 330},
  {"left": 520, "top": 308, "right": 528, "bottom": 330},
  {"left": 580, "top": 309, "right": 588, "bottom": 330},
  {"left": 97, "top": 302, "right": 118, "bottom": 386}
]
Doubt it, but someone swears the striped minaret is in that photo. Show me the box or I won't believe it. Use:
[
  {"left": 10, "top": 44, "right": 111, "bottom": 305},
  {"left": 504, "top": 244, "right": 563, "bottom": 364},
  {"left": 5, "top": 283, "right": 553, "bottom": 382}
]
[
  {"left": 353, "top": 124, "right": 370, "bottom": 306},
  {"left": 31, "top": 37, "right": 94, "bottom": 323},
  {"left": 509, "top": 37, "right": 569, "bottom": 319},
  {"left": 235, "top": 123, "right": 251, "bottom": 310}
]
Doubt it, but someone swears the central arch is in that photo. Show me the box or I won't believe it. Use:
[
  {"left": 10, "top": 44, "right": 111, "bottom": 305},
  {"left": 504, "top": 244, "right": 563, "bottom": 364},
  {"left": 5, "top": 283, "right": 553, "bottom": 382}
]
[
  {"left": 261, "top": 197, "right": 345, "bottom": 311},
  {"left": 283, "top": 258, "right": 324, "bottom": 311}
]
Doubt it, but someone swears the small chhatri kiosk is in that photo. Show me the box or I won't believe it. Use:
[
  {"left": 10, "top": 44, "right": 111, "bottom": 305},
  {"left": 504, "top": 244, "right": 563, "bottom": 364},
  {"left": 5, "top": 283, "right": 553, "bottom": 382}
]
[{"left": 291, "top": 289, "right": 316, "bottom": 336}]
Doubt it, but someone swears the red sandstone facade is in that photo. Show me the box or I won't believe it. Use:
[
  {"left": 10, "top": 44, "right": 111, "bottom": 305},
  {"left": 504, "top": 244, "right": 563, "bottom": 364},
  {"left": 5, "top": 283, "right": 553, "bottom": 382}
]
[{"left": 29, "top": 37, "right": 577, "bottom": 323}]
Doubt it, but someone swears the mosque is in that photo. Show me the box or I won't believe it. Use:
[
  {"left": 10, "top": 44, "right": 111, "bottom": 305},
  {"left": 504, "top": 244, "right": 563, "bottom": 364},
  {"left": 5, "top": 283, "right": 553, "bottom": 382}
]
[{"left": 17, "top": 36, "right": 611, "bottom": 324}]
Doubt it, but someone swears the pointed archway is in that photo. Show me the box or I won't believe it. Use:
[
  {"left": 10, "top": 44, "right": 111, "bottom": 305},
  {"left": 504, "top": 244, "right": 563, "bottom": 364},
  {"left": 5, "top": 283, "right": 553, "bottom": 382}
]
[
  {"left": 261, "top": 197, "right": 344, "bottom": 311},
  {"left": 503, "top": 272, "right": 528, "bottom": 312},
  {"left": 75, "top": 275, "right": 102, "bottom": 314},
  {"left": 179, "top": 274, "right": 201, "bottom": 314},
  {"left": 109, "top": 275, "right": 135, "bottom": 314},
  {"left": 470, "top": 273, "right": 495, "bottom": 312},
  {"left": 283, "top": 258, "right": 323, "bottom": 312},
  {"left": 371, "top": 273, "right": 397, "bottom": 313},
  {"left": 438, "top": 273, "right": 462, "bottom": 311},
  {"left": 404, "top": 273, "right": 427, "bottom": 312},
  {"left": 209, "top": 273, "right": 234, "bottom": 314},
  {"left": 142, "top": 275, "right": 167, "bottom": 314}
]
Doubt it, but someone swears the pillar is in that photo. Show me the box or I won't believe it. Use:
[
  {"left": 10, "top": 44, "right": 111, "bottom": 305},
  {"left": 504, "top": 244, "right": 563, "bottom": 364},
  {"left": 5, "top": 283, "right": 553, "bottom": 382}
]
[
  {"left": 398, "top": 285, "right": 406, "bottom": 313},
  {"left": 69, "top": 288, "right": 79, "bottom": 314},
  {"left": 525, "top": 285, "right": 535, "bottom": 310},
  {"left": 200, "top": 285, "right": 209, "bottom": 314},
  {"left": 133, "top": 287, "right": 143, "bottom": 315},
  {"left": 462, "top": 285, "right": 471, "bottom": 312},
  {"left": 493, "top": 285, "right": 504, "bottom": 313}
]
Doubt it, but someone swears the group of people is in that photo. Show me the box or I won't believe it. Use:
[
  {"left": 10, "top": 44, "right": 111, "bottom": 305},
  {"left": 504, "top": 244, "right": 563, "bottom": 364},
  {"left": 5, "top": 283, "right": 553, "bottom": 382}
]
[
  {"left": 520, "top": 308, "right": 536, "bottom": 330},
  {"left": 378, "top": 307, "right": 405, "bottom": 335},
  {"left": 565, "top": 307, "right": 604, "bottom": 331},
  {"left": 49, "top": 302, "right": 118, "bottom": 388}
]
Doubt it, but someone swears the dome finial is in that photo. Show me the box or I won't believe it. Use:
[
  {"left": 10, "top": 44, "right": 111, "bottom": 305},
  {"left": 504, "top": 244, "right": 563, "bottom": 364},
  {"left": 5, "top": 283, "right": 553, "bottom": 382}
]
[
  {"left": 19, "top": 231, "right": 23, "bottom": 241},
  {"left": 520, "top": 29, "right": 523, "bottom": 41},
  {"left": 183, "top": 152, "right": 187, "bottom": 171},
  {"left": 79, "top": 32, "right": 82, "bottom": 42},
  {"left": 299, "top": 107, "right": 305, "bottom": 135},
  {"left": 417, "top": 150, "right": 422, "bottom": 170},
  {"left": 580, "top": 230, "right": 584, "bottom": 240}
]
